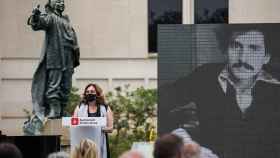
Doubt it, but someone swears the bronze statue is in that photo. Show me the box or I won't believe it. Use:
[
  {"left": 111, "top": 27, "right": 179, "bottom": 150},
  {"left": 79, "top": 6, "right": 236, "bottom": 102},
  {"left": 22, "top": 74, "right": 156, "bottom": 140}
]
[{"left": 24, "top": 0, "right": 80, "bottom": 135}]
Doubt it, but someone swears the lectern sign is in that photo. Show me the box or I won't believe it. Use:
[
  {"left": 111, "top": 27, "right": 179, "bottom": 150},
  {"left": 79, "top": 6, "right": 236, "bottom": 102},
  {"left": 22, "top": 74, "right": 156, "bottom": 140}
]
[
  {"left": 71, "top": 118, "right": 79, "bottom": 125},
  {"left": 62, "top": 117, "right": 106, "bottom": 127}
]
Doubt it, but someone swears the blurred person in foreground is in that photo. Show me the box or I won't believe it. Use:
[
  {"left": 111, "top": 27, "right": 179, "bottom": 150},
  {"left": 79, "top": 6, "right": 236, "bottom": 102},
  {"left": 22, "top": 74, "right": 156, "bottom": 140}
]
[
  {"left": 71, "top": 139, "right": 99, "bottom": 158},
  {"left": 153, "top": 134, "right": 184, "bottom": 158},
  {"left": 119, "top": 150, "right": 144, "bottom": 158},
  {"left": 73, "top": 83, "right": 113, "bottom": 158},
  {"left": 0, "top": 142, "right": 22, "bottom": 158},
  {"left": 48, "top": 151, "right": 69, "bottom": 158},
  {"left": 172, "top": 128, "right": 218, "bottom": 158}
]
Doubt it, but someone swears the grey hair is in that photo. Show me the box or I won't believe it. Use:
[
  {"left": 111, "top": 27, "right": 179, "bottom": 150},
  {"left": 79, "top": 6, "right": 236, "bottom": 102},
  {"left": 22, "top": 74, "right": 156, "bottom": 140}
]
[
  {"left": 47, "top": 151, "right": 70, "bottom": 158},
  {"left": 172, "top": 128, "right": 193, "bottom": 144}
]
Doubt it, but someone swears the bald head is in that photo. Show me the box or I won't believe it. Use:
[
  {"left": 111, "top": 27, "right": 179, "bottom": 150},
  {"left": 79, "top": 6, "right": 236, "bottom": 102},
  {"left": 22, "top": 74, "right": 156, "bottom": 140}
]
[{"left": 182, "top": 143, "right": 201, "bottom": 158}]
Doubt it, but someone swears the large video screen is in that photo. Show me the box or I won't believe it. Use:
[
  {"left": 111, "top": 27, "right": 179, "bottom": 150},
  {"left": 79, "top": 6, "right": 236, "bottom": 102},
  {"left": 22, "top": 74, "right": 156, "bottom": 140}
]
[{"left": 158, "top": 24, "right": 280, "bottom": 158}]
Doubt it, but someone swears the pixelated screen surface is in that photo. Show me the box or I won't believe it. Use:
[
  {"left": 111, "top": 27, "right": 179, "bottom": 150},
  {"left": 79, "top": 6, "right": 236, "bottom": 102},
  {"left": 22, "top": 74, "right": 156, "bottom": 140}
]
[{"left": 158, "top": 24, "right": 280, "bottom": 158}]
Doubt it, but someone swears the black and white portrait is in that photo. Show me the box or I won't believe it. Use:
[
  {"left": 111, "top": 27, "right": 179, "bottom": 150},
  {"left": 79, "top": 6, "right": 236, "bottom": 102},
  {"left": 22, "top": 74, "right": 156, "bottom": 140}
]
[{"left": 158, "top": 24, "right": 280, "bottom": 158}]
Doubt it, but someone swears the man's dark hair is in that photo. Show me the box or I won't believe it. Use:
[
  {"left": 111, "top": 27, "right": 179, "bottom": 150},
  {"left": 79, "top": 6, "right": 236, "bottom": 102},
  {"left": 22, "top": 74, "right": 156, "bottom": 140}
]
[
  {"left": 215, "top": 24, "right": 279, "bottom": 56},
  {"left": 0, "top": 142, "right": 22, "bottom": 158},
  {"left": 153, "top": 134, "right": 183, "bottom": 158}
]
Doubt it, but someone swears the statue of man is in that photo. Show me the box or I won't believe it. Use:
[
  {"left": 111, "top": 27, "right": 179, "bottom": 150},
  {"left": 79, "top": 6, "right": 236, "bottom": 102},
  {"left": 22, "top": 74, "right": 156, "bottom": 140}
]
[{"left": 24, "top": 0, "right": 80, "bottom": 135}]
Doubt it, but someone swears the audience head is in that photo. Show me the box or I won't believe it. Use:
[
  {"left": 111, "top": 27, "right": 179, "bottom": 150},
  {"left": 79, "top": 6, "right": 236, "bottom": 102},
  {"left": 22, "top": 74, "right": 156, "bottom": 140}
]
[
  {"left": 171, "top": 128, "right": 201, "bottom": 158},
  {"left": 48, "top": 151, "right": 70, "bottom": 158},
  {"left": 0, "top": 142, "right": 22, "bottom": 158},
  {"left": 71, "top": 139, "right": 99, "bottom": 158},
  {"left": 153, "top": 134, "right": 184, "bottom": 158},
  {"left": 182, "top": 143, "right": 201, "bottom": 158},
  {"left": 119, "top": 150, "right": 144, "bottom": 158}
]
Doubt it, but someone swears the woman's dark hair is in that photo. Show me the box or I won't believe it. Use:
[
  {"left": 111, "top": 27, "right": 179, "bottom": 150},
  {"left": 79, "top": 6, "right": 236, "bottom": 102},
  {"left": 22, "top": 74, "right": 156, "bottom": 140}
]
[
  {"left": 82, "top": 83, "right": 106, "bottom": 106},
  {"left": 0, "top": 142, "right": 22, "bottom": 158}
]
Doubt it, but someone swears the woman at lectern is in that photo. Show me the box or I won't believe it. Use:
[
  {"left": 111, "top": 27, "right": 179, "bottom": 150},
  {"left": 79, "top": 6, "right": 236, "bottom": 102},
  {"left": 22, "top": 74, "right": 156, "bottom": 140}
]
[{"left": 73, "top": 83, "right": 113, "bottom": 158}]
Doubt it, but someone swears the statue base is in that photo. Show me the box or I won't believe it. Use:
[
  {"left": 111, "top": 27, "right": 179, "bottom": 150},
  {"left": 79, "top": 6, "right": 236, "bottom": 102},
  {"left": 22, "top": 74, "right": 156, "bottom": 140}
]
[
  {"left": 42, "top": 119, "right": 62, "bottom": 135},
  {"left": 42, "top": 119, "right": 70, "bottom": 146}
]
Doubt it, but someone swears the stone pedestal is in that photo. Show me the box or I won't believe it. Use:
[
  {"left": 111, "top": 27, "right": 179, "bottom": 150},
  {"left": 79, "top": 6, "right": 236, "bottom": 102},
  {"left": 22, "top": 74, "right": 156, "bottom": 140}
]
[
  {"left": 41, "top": 119, "right": 70, "bottom": 146},
  {"left": 42, "top": 119, "right": 62, "bottom": 135}
]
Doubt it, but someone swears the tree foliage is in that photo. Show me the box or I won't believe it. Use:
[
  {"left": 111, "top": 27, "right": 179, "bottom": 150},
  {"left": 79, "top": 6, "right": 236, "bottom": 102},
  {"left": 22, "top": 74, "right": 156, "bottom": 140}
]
[
  {"left": 65, "top": 87, "right": 81, "bottom": 116},
  {"left": 106, "top": 85, "right": 157, "bottom": 158}
]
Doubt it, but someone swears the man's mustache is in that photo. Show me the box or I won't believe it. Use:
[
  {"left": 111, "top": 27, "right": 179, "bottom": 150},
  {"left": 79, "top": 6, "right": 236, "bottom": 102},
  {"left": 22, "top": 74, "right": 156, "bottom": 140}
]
[{"left": 232, "top": 62, "right": 254, "bottom": 71}]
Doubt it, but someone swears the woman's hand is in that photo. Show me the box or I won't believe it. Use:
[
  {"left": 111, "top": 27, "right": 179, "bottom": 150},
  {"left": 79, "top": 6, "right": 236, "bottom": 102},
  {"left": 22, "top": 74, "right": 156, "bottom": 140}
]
[
  {"left": 102, "top": 127, "right": 113, "bottom": 133},
  {"left": 72, "top": 105, "right": 79, "bottom": 117},
  {"left": 103, "top": 106, "right": 114, "bottom": 133}
]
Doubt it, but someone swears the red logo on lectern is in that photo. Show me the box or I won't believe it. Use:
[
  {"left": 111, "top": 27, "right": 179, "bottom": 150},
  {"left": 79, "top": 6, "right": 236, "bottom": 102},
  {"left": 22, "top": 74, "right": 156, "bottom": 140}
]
[{"left": 71, "top": 117, "right": 79, "bottom": 125}]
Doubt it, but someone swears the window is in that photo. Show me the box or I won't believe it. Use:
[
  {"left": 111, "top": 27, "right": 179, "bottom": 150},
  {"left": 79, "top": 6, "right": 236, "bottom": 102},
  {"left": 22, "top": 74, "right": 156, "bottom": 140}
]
[
  {"left": 195, "top": 0, "right": 228, "bottom": 24},
  {"left": 148, "top": 0, "right": 182, "bottom": 53}
]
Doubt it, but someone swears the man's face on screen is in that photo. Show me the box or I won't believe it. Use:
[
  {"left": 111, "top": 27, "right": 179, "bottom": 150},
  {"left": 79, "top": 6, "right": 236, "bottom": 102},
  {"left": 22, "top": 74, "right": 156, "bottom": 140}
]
[{"left": 227, "top": 30, "right": 270, "bottom": 80}]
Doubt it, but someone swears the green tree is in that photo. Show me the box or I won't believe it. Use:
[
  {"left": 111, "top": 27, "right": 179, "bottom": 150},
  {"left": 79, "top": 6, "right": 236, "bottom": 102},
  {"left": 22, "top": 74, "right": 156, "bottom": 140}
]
[
  {"left": 64, "top": 87, "right": 81, "bottom": 116},
  {"left": 106, "top": 85, "right": 157, "bottom": 158}
]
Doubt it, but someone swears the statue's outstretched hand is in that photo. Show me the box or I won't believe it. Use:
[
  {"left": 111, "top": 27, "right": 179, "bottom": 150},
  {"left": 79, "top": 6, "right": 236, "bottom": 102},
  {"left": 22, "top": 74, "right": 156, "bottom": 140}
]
[{"left": 32, "top": 4, "right": 41, "bottom": 16}]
